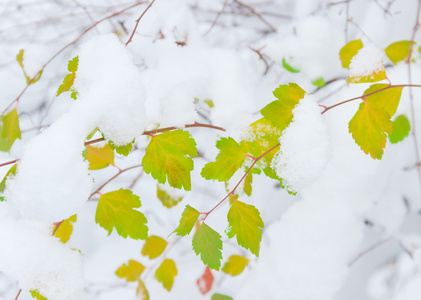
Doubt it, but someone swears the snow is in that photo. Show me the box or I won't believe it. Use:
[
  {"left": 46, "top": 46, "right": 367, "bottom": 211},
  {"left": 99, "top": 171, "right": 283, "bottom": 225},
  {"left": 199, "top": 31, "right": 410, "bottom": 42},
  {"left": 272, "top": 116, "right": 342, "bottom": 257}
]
[
  {"left": 349, "top": 44, "right": 385, "bottom": 79},
  {"left": 271, "top": 95, "right": 330, "bottom": 192}
]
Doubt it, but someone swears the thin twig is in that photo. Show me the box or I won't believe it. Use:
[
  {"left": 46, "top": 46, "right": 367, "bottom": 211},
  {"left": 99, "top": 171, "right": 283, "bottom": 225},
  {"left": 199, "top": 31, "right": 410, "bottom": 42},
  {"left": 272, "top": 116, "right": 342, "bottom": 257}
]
[
  {"left": 248, "top": 45, "right": 270, "bottom": 75},
  {"left": 125, "top": 0, "right": 156, "bottom": 46},
  {"left": 233, "top": 0, "right": 277, "bottom": 32},
  {"left": 203, "top": 0, "right": 229, "bottom": 36},
  {"left": 348, "top": 237, "right": 393, "bottom": 267}
]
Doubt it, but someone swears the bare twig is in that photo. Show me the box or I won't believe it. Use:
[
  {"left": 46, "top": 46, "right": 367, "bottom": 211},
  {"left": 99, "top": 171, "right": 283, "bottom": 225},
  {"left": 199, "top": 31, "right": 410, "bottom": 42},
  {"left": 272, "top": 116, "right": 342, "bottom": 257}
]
[
  {"left": 233, "top": 0, "right": 277, "bottom": 32},
  {"left": 125, "top": 0, "right": 156, "bottom": 46},
  {"left": 248, "top": 45, "right": 270, "bottom": 75},
  {"left": 203, "top": 0, "right": 229, "bottom": 36}
]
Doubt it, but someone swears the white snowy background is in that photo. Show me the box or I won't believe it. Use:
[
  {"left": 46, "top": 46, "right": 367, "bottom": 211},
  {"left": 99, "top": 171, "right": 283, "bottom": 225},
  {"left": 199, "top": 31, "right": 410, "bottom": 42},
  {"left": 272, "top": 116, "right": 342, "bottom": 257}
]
[{"left": 1, "top": 0, "right": 421, "bottom": 299}]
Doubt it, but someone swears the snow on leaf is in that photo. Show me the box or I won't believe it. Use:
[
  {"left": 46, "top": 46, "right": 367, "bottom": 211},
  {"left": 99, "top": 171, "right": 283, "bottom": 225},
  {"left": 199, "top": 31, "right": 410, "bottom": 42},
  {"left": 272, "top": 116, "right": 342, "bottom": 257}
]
[
  {"left": 282, "top": 57, "right": 300, "bottom": 73},
  {"left": 385, "top": 40, "right": 413, "bottom": 64},
  {"left": 109, "top": 140, "right": 134, "bottom": 156},
  {"left": 347, "top": 44, "right": 387, "bottom": 84},
  {"left": 339, "top": 39, "right": 363, "bottom": 69},
  {"left": 141, "top": 235, "right": 168, "bottom": 259},
  {"left": 261, "top": 83, "right": 306, "bottom": 133},
  {"left": 53, "top": 214, "right": 77, "bottom": 243},
  {"left": 157, "top": 184, "right": 183, "bottom": 208},
  {"left": 0, "top": 108, "right": 21, "bottom": 152},
  {"left": 95, "top": 189, "right": 148, "bottom": 240},
  {"left": 115, "top": 259, "right": 145, "bottom": 282},
  {"left": 363, "top": 84, "right": 403, "bottom": 117},
  {"left": 222, "top": 255, "right": 249, "bottom": 276},
  {"left": 197, "top": 266, "right": 214, "bottom": 295},
  {"left": 30, "top": 290, "right": 47, "bottom": 300},
  {"left": 155, "top": 258, "right": 177, "bottom": 291},
  {"left": 349, "top": 100, "right": 392, "bottom": 159},
  {"left": 85, "top": 143, "right": 115, "bottom": 170},
  {"left": 136, "top": 279, "right": 149, "bottom": 300},
  {"left": 389, "top": 114, "right": 411, "bottom": 144},
  {"left": 57, "top": 56, "right": 79, "bottom": 98},
  {"left": 171, "top": 205, "right": 200, "bottom": 237},
  {"left": 201, "top": 137, "right": 247, "bottom": 182},
  {"left": 142, "top": 130, "right": 197, "bottom": 191},
  {"left": 227, "top": 200, "right": 264, "bottom": 256},
  {"left": 192, "top": 223, "right": 223, "bottom": 270},
  {"left": 211, "top": 293, "right": 233, "bottom": 300},
  {"left": 0, "top": 163, "right": 17, "bottom": 201}
]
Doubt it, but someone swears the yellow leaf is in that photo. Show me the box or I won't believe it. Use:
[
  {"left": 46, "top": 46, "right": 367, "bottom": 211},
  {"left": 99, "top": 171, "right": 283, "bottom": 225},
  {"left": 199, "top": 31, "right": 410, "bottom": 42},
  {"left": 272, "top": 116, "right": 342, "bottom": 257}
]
[
  {"left": 155, "top": 259, "right": 177, "bottom": 291},
  {"left": 85, "top": 143, "right": 115, "bottom": 170},
  {"left": 222, "top": 255, "right": 249, "bottom": 276},
  {"left": 385, "top": 40, "right": 413, "bottom": 64},
  {"left": 363, "top": 84, "right": 403, "bottom": 117},
  {"left": 141, "top": 235, "right": 168, "bottom": 259},
  {"left": 116, "top": 260, "right": 145, "bottom": 282},
  {"left": 136, "top": 279, "right": 149, "bottom": 300},
  {"left": 53, "top": 214, "right": 77, "bottom": 243},
  {"left": 339, "top": 39, "right": 363, "bottom": 69}
]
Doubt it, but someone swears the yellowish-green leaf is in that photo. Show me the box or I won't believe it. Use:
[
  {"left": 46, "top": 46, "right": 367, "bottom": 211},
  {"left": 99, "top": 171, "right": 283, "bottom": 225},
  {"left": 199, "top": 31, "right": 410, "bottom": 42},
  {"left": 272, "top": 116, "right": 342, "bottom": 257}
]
[
  {"left": 222, "top": 255, "right": 249, "bottom": 276},
  {"left": 142, "top": 130, "right": 197, "bottom": 190},
  {"left": 57, "top": 56, "right": 78, "bottom": 98},
  {"left": 85, "top": 144, "right": 115, "bottom": 170},
  {"left": 0, "top": 163, "right": 17, "bottom": 201},
  {"left": 53, "top": 214, "right": 77, "bottom": 243},
  {"left": 136, "top": 279, "right": 149, "bottom": 300},
  {"left": 157, "top": 184, "right": 183, "bottom": 208},
  {"left": 0, "top": 108, "right": 21, "bottom": 152},
  {"left": 261, "top": 83, "right": 306, "bottom": 132},
  {"left": 311, "top": 77, "right": 325, "bottom": 88},
  {"left": 244, "top": 173, "right": 252, "bottom": 197},
  {"left": 201, "top": 137, "right": 247, "bottom": 182},
  {"left": 389, "top": 114, "right": 411, "bottom": 144},
  {"left": 349, "top": 100, "right": 393, "bottom": 159},
  {"left": 141, "top": 235, "right": 168, "bottom": 259},
  {"left": 171, "top": 205, "right": 200, "bottom": 237},
  {"left": 192, "top": 223, "right": 223, "bottom": 270},
  {"left": 385, "top": 40, "right": 413, "bottom": 64},
  {"left": 363, "top": 84, "right": 403, "bottom": 117},
  {"left": 347, "top": 66, "right": 388, "bottom": 84},
  {"left": 86, "top": 127, "right": 98, "bottom": 141},
  {"left": 116, "top": 259, "right": 145, "bottom": 282},
  {"left": 204, "top": 99, "right": 214, "bottom": 108},
  {"left": 226, "top": 200, "right": 264, "bottom": 256},
  {"left": 30, "top": 290, "right": 47, "bottom": 300},
  {"left": 211, "top": 293, "right": 233, "bottom": 300},
  {"left": 339, "top": 39, "right": 363, "bottom": 69},
  {"left": 95, "top": 189, "right": 148, "bottom": 240},
  {"left": 282, "top": 57, "right": 300, "bottom": 73},
  {"left": 155, "top": 258, "right": 178, "bottom": 291},
  {"left": 109, "top": 139, "right": 134, "bottom": 156},
  {"left": 16, "top": 49, "right": 31, "bottom": 84}
]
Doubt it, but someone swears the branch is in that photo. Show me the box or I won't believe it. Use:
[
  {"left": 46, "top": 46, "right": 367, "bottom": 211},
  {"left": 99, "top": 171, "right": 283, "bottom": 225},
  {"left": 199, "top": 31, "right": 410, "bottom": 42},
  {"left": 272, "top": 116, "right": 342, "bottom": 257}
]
[
  {"left": 233, "top": 0, "right": 277, "bottom": 32},
  {"left": 125, "top": 0, "right": 156, "bottom": 46},
  {"left": 203, "top": 0, "right": 229, "bottom": 36}
]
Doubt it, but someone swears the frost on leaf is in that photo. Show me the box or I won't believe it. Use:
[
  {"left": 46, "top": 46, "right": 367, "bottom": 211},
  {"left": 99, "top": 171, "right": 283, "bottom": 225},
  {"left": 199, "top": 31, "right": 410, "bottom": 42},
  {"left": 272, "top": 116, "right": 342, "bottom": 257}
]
[
  {"left": 155, "top": 259, "right": 177, "bottom": 291},
  {"left": 385, "top": 40, "right": 414, "bottom": 64},
  {"left": 142, "top": 130, "right": 197, "bottom": 191},
  {"left": 0, "top": 108, "right": 21, "bottom": 152},
  {"left": 389, "top": 114, "right": 411, "bottom": 144},
  {"left": 347, "top": 44, "right": 387, "bottom": 84},
  {"left": 201, "top": 137, "right": 247, "bottom": 182},
  {"left": 85, "top": 143, "right": 115, "bottom": 170},
  {"left": 192, "top": 223, "right": 223, "bottom": 270},
  {"left": 115, "top": 259, "right": 145, "bottom": 282},
  {"left": 53, "top": 214, "right": 77, "bottom": 243},
  {"left": 222, "top": 255, "right": 249, "bottom": 276},
  {"left": 260, "top": 83, "right": 306, "bottom": 133},
  {"left": 171, "top": 205, "right": 200, "bottom": 237},
  {"left": 95, "top": 189, "right": 148, "bottom": 240},
  {"left": 227, "top": 200, "right": 264, "bottom": 256},
  {"left": 339, "top": 39, "right": 363, "bottom": 69},
  {"left": 141, "top": 235, "right": 168, "bottom": 259}
]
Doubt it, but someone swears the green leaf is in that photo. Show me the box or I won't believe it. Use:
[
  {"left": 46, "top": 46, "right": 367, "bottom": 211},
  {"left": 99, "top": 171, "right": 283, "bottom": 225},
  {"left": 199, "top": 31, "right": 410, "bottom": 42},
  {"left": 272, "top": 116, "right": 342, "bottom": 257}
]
[
  {"left": 349, "top": 100, "right": 392, "bottom": 159},
  {"left": 53, "top": 214, "right": 77, "bottom": 243},
  {"left": 363, "top": 84, "right": 403, "bottom": 117},
  {"left": 211, "top": 293, "right": 233, "bottom": 300},
  {"left": 204, "top": 99, "right": 214, "bottom": 108},
  {"left": 142, "top": 130, "right": 197, "bottom": 190},
  {"left": 141, "top": 235, "right": 168, "bottom": 259},
  {"left": 136, "top": 279, "right": 149, "bottom": 300},
  {"left": 95, "top": 189, "right": 148, "bottom": 240},
  {"left": 57, "top": 56, "right": 78, "bottom": 98},
  {"left": 226, "top": 200, "right": 264, "bottom": 256},
  {"left": 389, "top": 114, "right": 411, "bottom": 144},
  {"left": 171, "top": 205, "right": 200, "bottom": 237},
  {"left": 155, "top": 258, "right": 178, "bottom": 291},
  {"left": 339, "top": 39, "right": 363, "bottom": 69},
  {"left": 0, "top": 108, "right": 21, "bottom": 152},
  {"left": 115, "top": 259, "right": 145, "bottom": 282},
  {"left": 201, "top": 137, "right": 247, "bottom": 182},
  {"left": 222, "top": 255, "right": 249, "bottom": 276},
  {"left": 30, "top": 290, "right": 47, "bottom": 300},
  {"left": 85, "top": 144, "right": 115, "bottom": 170},
  {"left": 86, "top": 127, "right": 98, "bottom": 140},
  {"left": 109, "top": 140, "right": 134, "bottom": 156},
  {"left": 311, "top": 77, "right": 325, "bottom": 88},
  {"left": 385, "top": 40, "right": 413, "bottom": 64},
  {"left": 244, "top": 173, "right": 252, "bottom": 197},
  {"left": 282, "top": 57, "right": 300, "bottom": 73},
  {"left": 0, "top": 163, "right": 17, "bottom": 201},
  {"left": 192, "top": 223, "right": 223, "bottom": 270},
  {"left": 261, "top": 83, "right": 306, "bottom": 132},
  {"left": 157, "top": 184, "right": 183, "bottom": 208}
]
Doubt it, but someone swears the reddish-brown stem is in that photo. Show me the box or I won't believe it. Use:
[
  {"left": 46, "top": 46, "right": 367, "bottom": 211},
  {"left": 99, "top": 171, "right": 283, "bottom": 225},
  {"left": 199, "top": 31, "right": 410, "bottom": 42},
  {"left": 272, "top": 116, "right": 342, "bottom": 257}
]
[
  {"left": 125, "top": 0, "right": 156, "bottom": 46},
  {"left": 2, "top": 1, "right": 147, "bottom": 116},
  {"left": 0, "top": 159, "right": 18, "bottom": 168},
  {"left": 203, "top": 0, "right": 229, "bottom": 36},
  {"left": 52, "top": 220, "right": 64, "bottom": 236},
  {"left": 89, "top": 164, "right": 142, "bottom": 198},
  {"left": 201, "top": 142, "right": 280, "bottom": 221},
  {"left": 15, "top": 289, "right": 21, "bottom": 300},
  {"left": 233, "top": 0, "right": 277, "bottom": 32},
  {"left": 321, "top": 84, "right": 421, "bottom": 114}
]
